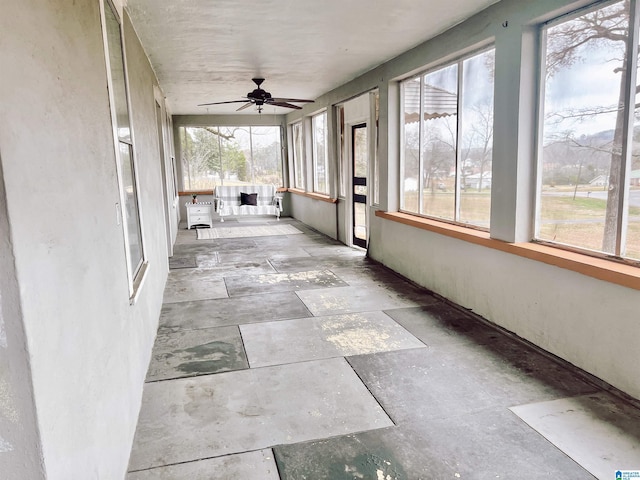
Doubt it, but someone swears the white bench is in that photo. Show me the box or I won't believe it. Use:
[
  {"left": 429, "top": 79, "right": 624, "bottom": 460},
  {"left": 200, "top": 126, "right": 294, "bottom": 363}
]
[{"left": 214, "top": 185, "right": 282, "bottom": 222}]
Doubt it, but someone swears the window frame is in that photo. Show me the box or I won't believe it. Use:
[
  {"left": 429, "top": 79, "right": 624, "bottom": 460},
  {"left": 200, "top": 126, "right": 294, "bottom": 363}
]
[
  {"left": 399, "top": 45, "right": 496, "bottom": 231},
  {"left": 311, "top": 111, "right": 329, "bottom": 195},
  {"left": 100, "top": 0, "right": 148, "bottom": 303},
  {"left": 534, "top": 0, "right": 640, "bottom": 264},
  {"left": 179, "top": 125, "right": 285, "bottom": 191},
  {"left": 289, "top": 121, "right": 305, "bottom": 190}
]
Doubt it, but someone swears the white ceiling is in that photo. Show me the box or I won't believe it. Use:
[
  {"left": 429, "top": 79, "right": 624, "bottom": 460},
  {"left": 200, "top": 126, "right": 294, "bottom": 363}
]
[{"left": 126, "top": 0, "right": 500, "bottom": 115}]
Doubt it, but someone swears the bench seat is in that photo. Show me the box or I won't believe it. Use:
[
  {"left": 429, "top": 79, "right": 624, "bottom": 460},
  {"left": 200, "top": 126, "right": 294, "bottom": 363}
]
[{"left": 214, "top": 185, "right": 282, "bottom": 222}]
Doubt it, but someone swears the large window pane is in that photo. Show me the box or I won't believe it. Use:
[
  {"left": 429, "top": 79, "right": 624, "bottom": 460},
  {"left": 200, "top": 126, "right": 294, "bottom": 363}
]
[
  {"left": 292, "top": 122, "right": 304, "bottom": 189},
  {"left": 250, "top": 126, "right": 282, "bottom": 185},
  {"left": 119, "top": 142, "right": 143, "bottom": 273},
  {"left": 422, "top": 64, "right": 458, "bottom": 219},
  {"left": 180, "top": 126, "right": 283, "bottom": 189},
  {"left": 459, "top": 49, "right": 494, "bottom": 228},
  {"left": 312, "top": 112, "right": 328, "bottom": 194},
  {"left": 180, "top": 127, "right": 220, "bottom": 190},
  {"left": 401, "top": 48, "right": 494, "bottom": 228},
  {"left": 538, "top": 1, "right": 629, "bottom": 256},
  {"left": 401, "top": 78, "right": 421, "bottom": 213},
  {"left": 104, "top": 2, "right": 130, "bottom": 143},
  {"left": 626, "top": 74, "right": 640, "bottom": 261}
]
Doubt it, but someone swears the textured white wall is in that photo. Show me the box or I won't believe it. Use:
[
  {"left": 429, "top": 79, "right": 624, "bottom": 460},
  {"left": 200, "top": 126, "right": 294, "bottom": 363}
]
[
  {"left": 289, "top": 194, "right": 338, "bottom": 239},
  {"left": 0, "top": 160, "right": 45, "bottom": 479},
  {"left": 0, "top": 1, "right": 166, "bottom": 477}
]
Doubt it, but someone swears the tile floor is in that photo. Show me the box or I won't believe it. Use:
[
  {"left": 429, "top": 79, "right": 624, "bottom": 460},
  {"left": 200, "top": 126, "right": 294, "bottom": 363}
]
[{"left": 127, "top": 217, "right": 640, "bottom": 479}]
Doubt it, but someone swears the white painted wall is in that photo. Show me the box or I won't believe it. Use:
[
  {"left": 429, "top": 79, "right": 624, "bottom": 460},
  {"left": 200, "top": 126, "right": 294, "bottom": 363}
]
[
  {"left": 0, "top": 1, "right": 167, "bottom": 477},
  {"left": 289, "top": 194, "right": 338, "bottom": 239},
  {"left": 0, "top": 160, "right": 45, "bottom": 479},
  {"left": 285, "top": 0, "right": 640, "bottom": 401}
]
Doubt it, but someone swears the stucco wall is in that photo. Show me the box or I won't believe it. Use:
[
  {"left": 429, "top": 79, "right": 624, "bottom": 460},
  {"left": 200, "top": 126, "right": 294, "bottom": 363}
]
[
  {"left": 0, "top": 159, "right": 45, "bottom": 478},
  {"left": 0, "top": 1, "right": 166, "bottom": 477},
  {"left": 289, "top": 194, "right": 338, "bottom": 239}
]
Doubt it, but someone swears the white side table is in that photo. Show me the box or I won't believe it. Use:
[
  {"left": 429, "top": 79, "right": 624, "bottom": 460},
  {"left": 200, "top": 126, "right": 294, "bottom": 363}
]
[{"left": 186, "top": 202, "right": 213, "bottom": 229}]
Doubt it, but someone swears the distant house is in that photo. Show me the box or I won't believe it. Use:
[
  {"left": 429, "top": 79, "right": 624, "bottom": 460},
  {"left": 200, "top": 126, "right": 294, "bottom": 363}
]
[
  {"left": 589, "top": 174, "right": 609, "bottom": 187},
  {"left": 590, "top": 171, "right": 640, "bottom": 187},
  {"left": 464, "top": 173, "right": 492, "bottom": 190}
]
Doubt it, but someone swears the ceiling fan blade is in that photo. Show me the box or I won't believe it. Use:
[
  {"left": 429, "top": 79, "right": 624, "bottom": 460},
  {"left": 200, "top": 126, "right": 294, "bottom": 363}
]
[
  {"left": 197, "top": 99, "right": 248, "bottom": 106},
  {"left": 269, "top": 101, "right": 302, "bottom": 109},
  {"left": 236, "top": 102, "right": 253, "bottom": 111},
  {"left": 269, "top": 97, "right": 315, "bottom": 103}
]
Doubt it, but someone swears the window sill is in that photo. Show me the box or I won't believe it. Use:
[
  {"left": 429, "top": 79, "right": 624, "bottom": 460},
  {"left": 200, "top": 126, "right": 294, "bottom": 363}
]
[
  {"left": 287, "top": 188, "right": 337, "bottom": 203},
  {"left": 179, "top": 190, "right": 214, "bottom": 196},
  {"left": 376, "top": 211, "right": 640, "bottom": 291},
  {"left": 129, "top": 261, "right": 149, "bottom": 305}
]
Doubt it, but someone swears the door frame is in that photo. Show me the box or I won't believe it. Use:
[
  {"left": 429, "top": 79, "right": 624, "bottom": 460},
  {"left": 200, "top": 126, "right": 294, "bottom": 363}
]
[{"left": 351, "top": 122, "right": 368, "bottom": 249}]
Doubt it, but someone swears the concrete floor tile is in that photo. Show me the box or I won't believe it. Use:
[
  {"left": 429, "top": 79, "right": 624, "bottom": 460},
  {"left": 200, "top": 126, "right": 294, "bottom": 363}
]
[
  {"left": 194, "top": 252, "right": 220, "bottom": 268},
  {"left": 166, "top": 260, "right": 276, "bottom": 281},
  {"left": 216, "top": 248, "right": 305, "bottom": 264},
  {"left": 347, "top": 347, "right": 500, "bottom": 423},
  {"left": 163, "top": 274, "right": 229, "bottom": 304},
  {"left": 348, "top": 346, "right": 596, "bottom": 425},
  {"left": 168, "top": 255, "right": 197, "bottom": 269},
  {"left": 146, "top": 326, "right": 248, "bottom": 382},
  {"left": 275, "top": 407, "right": 594, "bottom": 480},
  {"left": 128, "top": 449, "right": 279, "bottom": 479},
  {"left": 267, "top": 248, "right": 312, "bottom": 260},
  {"left": 330, "top": 265, "right": 411, "bottom": 287},
  {"left": 384, "top": 303, "right": 503, "bottom": 347},
  {"left": 241, "top": 311, "right": 425, "bottom": 367},
  {"left": 303, "top": 245, "right": 366, "bottom": 257},
  {"left": 511, "top": 392, "right": 640, "bottom": 479},
  {"left": 159, "top": 292, "right": 312, "bottom": 332},
  {"left": 268, "top": 255, "right": 369, "bottom": 274},
  {"left": 224, "top": 269, "right": 347, "bottom": 297},
  {"left": 128, "top": 358, "right": 393, "bottom": 471},
  {"left": 173, "top": 237, "right": 258, "bottom": 252},
  {"left": 295, "top": 285, "right": 435, "bottom": 316}
]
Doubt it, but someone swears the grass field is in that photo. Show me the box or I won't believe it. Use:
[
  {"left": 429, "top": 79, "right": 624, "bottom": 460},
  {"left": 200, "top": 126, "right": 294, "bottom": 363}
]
[
  {"left": 539, "top": 195, "right": 640, "bottom": 259},
  {"left": 402, "top": 191, "right": 640, "bottom": 260}
]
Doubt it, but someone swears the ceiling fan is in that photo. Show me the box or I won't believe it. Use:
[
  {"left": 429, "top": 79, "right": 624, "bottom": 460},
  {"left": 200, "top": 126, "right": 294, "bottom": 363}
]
[{"left": 198, "top": 78, "right": 314, "bottom": 113}]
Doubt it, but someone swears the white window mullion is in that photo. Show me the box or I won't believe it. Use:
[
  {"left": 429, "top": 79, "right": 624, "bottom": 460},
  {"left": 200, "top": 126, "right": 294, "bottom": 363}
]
[
  {"left": 455, "top": 60, "right": 464, "bottom": 222},
  {"left": 418, "top": 75, "right": 425, "bottom": 215},
  {"left": 617, "top": 0, "right": 640, "bottom": 256}
]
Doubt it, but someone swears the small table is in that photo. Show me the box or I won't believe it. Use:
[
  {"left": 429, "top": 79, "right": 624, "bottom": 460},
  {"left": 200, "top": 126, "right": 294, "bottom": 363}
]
[{"left": 186, "top": 202, "right": 213, "bottom": 229}]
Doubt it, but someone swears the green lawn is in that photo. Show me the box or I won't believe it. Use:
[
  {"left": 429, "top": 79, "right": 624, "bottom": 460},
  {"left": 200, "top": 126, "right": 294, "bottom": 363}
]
[{"left": 402, "top": 191, "right": 640, "bottom": 260}]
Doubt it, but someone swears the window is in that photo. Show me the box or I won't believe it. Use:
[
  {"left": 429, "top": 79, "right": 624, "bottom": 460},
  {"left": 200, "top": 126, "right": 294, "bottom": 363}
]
[
  {"left": 537, "top": 0, "right": 639, "bottom": 262},
  {"left": 312, "top": 112, "right": 329, "bottom": 194},
  {"left": 101, "top": 0, "right": 146, "bottom": 297},
  {"left": 400, "top": 48, "right": 495, "bottom": 229},
  {"left": 291, "top": 121, "right": 304, "bottom": 189},
  {"left": 179, "top": 126, "right": 283, "bottom": 189}
]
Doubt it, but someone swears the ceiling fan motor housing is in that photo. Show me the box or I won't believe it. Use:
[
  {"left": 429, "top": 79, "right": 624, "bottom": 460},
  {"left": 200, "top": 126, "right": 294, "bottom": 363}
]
[{"left": 248, "top": 88, "right": 271, "bottom": 104}]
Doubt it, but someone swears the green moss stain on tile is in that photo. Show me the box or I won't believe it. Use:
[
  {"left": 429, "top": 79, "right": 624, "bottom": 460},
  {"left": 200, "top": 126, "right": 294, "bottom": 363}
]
[
  {"left": 328, "top": 451, "right": 407, "bottom": 480},
  {"left": 176, "top": 341, "right": 243, "bottom": 374}
]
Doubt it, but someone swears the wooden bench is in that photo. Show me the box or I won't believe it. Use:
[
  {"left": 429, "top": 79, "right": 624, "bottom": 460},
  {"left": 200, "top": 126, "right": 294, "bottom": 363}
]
[{"left": 214, "top": 185, "right": 282, "bottom": 222}]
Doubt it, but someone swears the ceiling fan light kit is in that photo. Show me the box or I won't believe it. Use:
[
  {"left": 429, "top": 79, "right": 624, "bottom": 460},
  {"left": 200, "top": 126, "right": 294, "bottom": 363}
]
[{"left": 198, "top": 77, "right": 314, "bottom": 113}]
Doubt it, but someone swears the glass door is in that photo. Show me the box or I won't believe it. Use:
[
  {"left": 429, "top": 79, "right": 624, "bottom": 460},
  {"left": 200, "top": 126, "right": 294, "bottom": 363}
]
[{"left": 352, "top": 123, "right": 368, "bottom": 248}]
